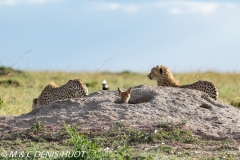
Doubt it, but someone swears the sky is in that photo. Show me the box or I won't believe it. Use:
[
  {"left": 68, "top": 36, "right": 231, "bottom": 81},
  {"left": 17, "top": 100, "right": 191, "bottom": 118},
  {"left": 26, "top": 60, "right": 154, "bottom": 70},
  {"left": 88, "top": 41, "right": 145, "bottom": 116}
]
[{"left": 0, "top": 0, "right": 240, "bottom": 73}]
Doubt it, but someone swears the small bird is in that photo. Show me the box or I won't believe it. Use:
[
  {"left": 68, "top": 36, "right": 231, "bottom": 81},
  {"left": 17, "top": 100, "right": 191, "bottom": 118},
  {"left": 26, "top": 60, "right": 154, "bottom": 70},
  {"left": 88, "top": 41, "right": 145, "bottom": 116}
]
[{"left": 102, "top": 80, "right": 109, "bottom": 90}]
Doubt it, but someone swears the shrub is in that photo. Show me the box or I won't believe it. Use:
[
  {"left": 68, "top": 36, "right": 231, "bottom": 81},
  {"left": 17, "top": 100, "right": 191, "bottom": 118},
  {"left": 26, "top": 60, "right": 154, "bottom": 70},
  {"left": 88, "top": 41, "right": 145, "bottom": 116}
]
[
  {"left": 230, "top": 100, "right": 240, "bottom": 109},
  {"left": 0, "top": 98, "right": 3, "bottom": 106},
  {"left": 85, "top": 81, "right": 98, "bottom": 88},
  {"left": 0, "top": 66, "right": 22, "bottom": 76},
  {"left": 117, "top": 70, "right": 137, "bottom": 75},
  {"left": 0, "top": 79, "right": 21, "bottom": 87},
  {"left": 64, "top": 123, "right": 128, "bottom": 160}
]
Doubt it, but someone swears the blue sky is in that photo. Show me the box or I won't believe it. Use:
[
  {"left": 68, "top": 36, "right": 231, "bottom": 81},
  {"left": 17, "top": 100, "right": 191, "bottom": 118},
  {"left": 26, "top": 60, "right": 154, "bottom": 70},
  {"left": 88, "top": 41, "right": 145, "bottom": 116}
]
[{"left": 0, "top": 0, "right": 240, "bottom": 73}]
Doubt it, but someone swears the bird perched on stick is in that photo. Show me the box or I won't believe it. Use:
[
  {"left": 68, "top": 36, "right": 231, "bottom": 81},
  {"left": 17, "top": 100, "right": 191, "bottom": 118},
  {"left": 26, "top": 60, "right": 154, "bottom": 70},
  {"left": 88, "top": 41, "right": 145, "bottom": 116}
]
[{"left": 102, "top": 80, "right": 109, "bottom": 90}]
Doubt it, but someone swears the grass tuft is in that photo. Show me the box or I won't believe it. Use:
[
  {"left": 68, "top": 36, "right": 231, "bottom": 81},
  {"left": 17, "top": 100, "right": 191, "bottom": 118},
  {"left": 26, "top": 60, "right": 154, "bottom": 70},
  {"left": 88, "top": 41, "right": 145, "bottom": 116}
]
[
  {"left": 0, "top": 79, "right": 21, "bottom": 87},
  {"left": 64, "top": 122, "right": 128, "bottom": 160},
  {"left": 0, "top": 98, "right": 3, "bottom": 107},
  {"left": 0, "top": 121, "right": 239, "bottom": 159},
  {"left": 230, "top": 99, "right": 240, "bottom": 109},
  {"left": 0, "top": 66, "right": 23, "bottom": 76},
  {"left": 85, "top": 81, "right": 98, "bottom": 88}
]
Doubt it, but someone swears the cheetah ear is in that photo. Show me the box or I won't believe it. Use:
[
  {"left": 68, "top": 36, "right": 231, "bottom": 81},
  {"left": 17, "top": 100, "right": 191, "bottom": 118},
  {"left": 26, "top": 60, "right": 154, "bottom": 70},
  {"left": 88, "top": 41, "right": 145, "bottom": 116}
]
[
  {"left": 118, "top": 87, "right": 121, "bottom": 94},
  {"left": 159, "top": 68, "right": 163, "bottom": 74},
  {"left": 33, "top": 98, "right": 38, "bottom": 105}
]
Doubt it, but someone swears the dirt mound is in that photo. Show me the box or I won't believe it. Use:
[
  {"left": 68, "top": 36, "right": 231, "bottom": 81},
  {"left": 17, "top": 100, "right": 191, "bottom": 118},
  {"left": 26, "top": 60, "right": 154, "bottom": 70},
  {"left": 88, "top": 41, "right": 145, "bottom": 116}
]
[{"left": 0, "top": 85, "right": 240, "bottom": 140}]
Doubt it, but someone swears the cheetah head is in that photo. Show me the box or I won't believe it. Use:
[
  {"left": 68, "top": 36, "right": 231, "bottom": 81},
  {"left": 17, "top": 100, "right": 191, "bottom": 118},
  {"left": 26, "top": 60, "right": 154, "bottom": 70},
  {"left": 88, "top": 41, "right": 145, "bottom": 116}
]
[
  {"left": 148, "top": 65, "right": 169, "bottom": 80},
  {"left": 75, "top": 83, "right": 88, "bottom": 97},
  {"left": 68, "top": 79, "right": 88, "bottom": 98},
  {"left": 148, "top": 65, "right": 179, "bottom": 86},
  {"left": 32, "top": 98, "right": 38, "bottom": 110}
]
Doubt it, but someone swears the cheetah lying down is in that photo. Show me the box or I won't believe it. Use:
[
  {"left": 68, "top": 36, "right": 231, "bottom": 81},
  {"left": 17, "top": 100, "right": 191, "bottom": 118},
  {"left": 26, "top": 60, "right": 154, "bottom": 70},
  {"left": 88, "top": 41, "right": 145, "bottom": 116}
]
[
  {"left": 32, "top": 79, "right": 88, "bottom": 110},
  {"left": 148, "top": 65, "right": 218, "bottom": 100}
]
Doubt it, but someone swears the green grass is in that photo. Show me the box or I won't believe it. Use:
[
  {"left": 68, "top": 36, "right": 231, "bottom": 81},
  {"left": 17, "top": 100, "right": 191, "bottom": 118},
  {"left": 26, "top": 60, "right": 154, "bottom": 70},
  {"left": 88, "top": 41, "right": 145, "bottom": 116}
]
[
  {"left": 0, "top": 67, "right": 240, "bottom": 115},
  {"left": 1, "top": 67, "right": 240, "bottom": 159},
  {"left": 64, "top": 123, "right": 128, "bottom": 160},
  {"left": 0, "top": 69, "right": 156, "bottom": 115},
  {"left": 0, "top": 121, "right": 239, "bottom": 159}
]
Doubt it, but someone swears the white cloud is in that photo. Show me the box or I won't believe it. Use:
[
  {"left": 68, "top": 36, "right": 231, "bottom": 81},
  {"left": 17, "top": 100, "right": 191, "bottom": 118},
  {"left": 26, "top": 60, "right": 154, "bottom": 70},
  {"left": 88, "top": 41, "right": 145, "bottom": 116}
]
[
  {"left": 156, "top": 2, "right": 219, "bottom": 15},
  {"left": 92, "top": 2, "right": 120, "bottom": 11},
  {"left": 89, "top": 1, "right": 237, "bottom": 15},
  {"left": 90, "top": 2, "right": 139, "bottom": 14},
  {"left": 169, "top": 8, "right": 182, "bottom": 14},
  {"left": 0, "top": 0, "right": 62, "bottom": 5},
  {"left": 123, "top": 4, "right": 139, "bottom": 14},
  {"left": 0, "top": 0, "right": 17, "bottom": 5}
]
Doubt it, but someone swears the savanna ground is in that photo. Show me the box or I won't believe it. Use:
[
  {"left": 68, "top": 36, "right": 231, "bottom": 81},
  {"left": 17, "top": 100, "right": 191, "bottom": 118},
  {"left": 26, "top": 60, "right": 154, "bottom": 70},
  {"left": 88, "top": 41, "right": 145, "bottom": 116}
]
[{"left": 0, "top": 66, "right": 240, "bottom": 159}]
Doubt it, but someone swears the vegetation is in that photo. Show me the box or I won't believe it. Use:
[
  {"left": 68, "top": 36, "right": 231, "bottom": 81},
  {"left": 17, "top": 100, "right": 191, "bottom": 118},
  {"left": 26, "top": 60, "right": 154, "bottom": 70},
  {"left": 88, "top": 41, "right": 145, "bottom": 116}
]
[
  {"left": 85, "top": 81, "right": 98, "bottom": 88},
  {"left": 0, "top": 98, "right": 3, "bottom": 107},
  {"left": 230, "top": 99, "right": 240, "bottom": 109},
  {"left": 0, "top": 66, "right": 23, "bottom": 76},
  {"left": 0, "top": 66, "right": 240, "bottom": 115},
  {"left": 0, "top": 66, "right": 240, "bottom": 159},
  {"left": 1, "top": 120, "right": 239, "bottom": 159},
  {"left": 64, "top": 123, "right": 128, "bottom": 159},
  {"left": 0, "top": 79, "right": 21, "bottom": 87}
]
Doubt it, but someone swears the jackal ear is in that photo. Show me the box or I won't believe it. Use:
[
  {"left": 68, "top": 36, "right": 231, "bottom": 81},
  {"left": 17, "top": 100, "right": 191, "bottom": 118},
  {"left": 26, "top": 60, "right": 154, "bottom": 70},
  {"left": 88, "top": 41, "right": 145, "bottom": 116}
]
[
  {"left": 118, "top": 87, "right": 121, "bottom": 94},
  {"left": 128, "top": 87, "right": 132, "bottom": 94},
  {"left": 159, "top": 68, "right": 163, "bottom": 74}
]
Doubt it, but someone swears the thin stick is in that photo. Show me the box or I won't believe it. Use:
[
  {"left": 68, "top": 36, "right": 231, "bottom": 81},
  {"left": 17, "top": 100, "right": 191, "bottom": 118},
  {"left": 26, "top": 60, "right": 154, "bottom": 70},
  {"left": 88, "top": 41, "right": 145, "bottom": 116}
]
[{"left": 95, "top": 58, "right": 113, "bottom": 74}]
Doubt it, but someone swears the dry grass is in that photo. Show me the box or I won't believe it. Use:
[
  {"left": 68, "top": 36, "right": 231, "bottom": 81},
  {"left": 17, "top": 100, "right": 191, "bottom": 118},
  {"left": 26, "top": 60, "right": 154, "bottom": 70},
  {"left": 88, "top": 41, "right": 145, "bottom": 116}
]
[
  {"left": 0, "top": 69, "right": 240, "bottom": 115},
  {"left": 1, "top": 67, "right": 240, "bottom": 159}
]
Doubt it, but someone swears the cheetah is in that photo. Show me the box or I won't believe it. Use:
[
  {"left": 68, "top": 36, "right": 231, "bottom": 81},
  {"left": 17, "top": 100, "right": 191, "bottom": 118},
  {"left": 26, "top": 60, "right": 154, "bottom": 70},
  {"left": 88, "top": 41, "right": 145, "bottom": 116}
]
[
  {"left": 117, "top": 87, "right": 132, "bottom": 103},
  {"left": 32, "top": 79, "right": 88, "bottom": 110},
  {"left": 32, "top": 82, "right": 59, "bottom": 110},
  {"left": 148, "top": 65, "right": 218, "bottom": 100}
]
